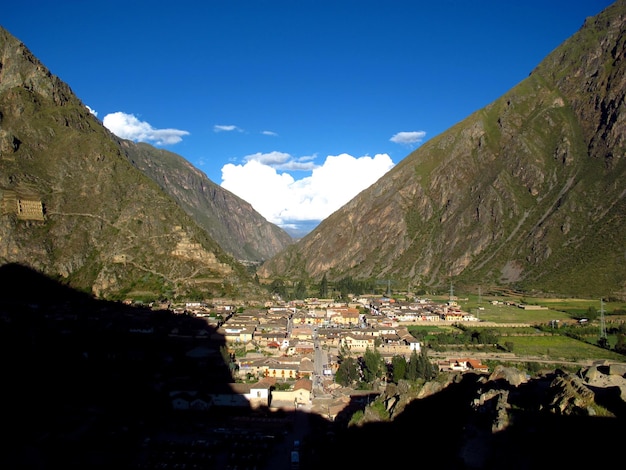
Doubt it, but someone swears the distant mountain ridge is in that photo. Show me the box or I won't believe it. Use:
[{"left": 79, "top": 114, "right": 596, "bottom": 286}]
[
  {"left": 120, "top": 141, "right": 293, "bottom": 264},
  {"left": 258, "top": 0, "right": 626, "bottom": 299},
  {"left": 0, "top": 26, "right": 288, "bottom": 300}
]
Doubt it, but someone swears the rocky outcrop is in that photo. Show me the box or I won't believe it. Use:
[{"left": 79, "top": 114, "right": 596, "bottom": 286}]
[
  {"left": 546, "top": 371, "right": 596, "bottom": 415},
  {"left": 348, "top": 363, "right": 626, "bottom": 468},
  {"left": 300, "top": 355, "right": 626, "bottom": 470},
  {"left": 487, "top": 365, "right": 529, "bottom": 387},
  {"left": 460, "top": 365, "right": 626, "bottom": 467}
]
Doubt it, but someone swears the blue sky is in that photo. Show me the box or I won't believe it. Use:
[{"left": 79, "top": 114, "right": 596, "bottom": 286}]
[{"left": 2, "top": 0, "right": 615, "bottom": 236}]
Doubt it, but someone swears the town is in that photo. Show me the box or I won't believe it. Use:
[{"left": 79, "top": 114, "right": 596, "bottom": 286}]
[
  {"left": 140, "top": 294, "right": 489, "bottom": 468},
  {"left": 1, "top": 285, "right": 494, "bottom": 470},
  {"left": 161, "top": 294, "right": 485, "bottom": 413}
]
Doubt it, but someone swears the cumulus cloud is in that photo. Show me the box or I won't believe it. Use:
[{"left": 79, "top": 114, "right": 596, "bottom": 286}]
[
  {"left": 390, "top": 130, "right": 426, "bottom": 145},
  {"left": 221, "top": 152, "right": 395, "bottom": 231},
  {"left": 86, "top": 105, "right": 98, "bottom": 117},
  {"left": 213, "top": 124, "right": 243, "bottom": 132},
  {"left": 102, "top": 112, "right": 189, "bottom": 145}
]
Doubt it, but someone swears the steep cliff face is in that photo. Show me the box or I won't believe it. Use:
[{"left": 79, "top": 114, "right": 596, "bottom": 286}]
[
  {"left": 121, "top": 142, "right": 293, "bottom": 264},
  {"left": 0, "top": 27, "right": 260, "bottom": 300},
  {"left": 258, "top": 1, "right": 626, "bottom": 299}
]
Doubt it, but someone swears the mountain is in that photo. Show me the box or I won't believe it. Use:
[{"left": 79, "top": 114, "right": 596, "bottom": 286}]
[
  {"left": 258, "top": 0, "right": 626, "bottom": 300},
  {"left": 0, "top": 26, "right": 269, "bottom": 300},
  {"left": 120, "top": 141, "right": 293, "bottom": 264}
]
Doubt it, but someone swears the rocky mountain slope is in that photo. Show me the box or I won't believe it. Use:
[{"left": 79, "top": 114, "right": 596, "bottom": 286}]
[
  {"left": 0, "top": 26, "right": 268, "bottom": 300},
  {"left": 121, "top": 141, "right": 292, "bottom": 264},
  {"left": 258, "top": 0, "right": 626, "bottom": 299},
  {"left": 322, "top": 364, "right": 626, "bottom": 469}
]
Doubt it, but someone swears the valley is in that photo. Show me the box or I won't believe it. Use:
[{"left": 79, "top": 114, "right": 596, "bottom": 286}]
[{"left": 1, "top": 1, "right": 626, "bottom": 468}]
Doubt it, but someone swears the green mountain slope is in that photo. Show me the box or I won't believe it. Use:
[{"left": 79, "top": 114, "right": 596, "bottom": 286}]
[
  {"left": 0, "top": 27, "right": 261, "bottom": 300},
  {"left": 258, "top": 0, "right": 626, "bottom": 299}
]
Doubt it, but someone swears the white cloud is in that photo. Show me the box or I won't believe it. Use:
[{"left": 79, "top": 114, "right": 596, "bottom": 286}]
[
  {"left": 390, "top": 130, "right": 426, "bottom": 145},
  {"left": 102, "top": 112, "right": 189, "bottom": 145},
  {"left": 213, "top": 124, "right": 243, "bottom": 132},
  {"left": 261, "top": 130, "right": 278, "bottom": 136},
  {"left": 243, "top": 151, "right": 317, "bottom": 171},
  {"left": 86, "top": 105, "right": 98, "bottom": 117},
  {"left": 220, "top": 152, "right": 395, "bottom": 231}
]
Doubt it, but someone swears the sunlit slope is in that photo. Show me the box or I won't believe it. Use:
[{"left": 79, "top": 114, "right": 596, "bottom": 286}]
[{"left": 258, "top": 1, "right": 626, "bottom": 299}]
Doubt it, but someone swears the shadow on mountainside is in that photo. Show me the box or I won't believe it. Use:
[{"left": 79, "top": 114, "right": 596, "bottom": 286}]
[
  {"left": 322, "top": 373, "right": 625, "bottom": 469},
  {"left": 0, "top": 262, "right": 624, "bottom": 469}
]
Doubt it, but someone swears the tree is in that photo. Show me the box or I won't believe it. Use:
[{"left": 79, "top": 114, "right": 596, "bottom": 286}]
[
  {"left": 334, "top": 276, "right": 375, "bottom": 299},
  {"left": 416, "top": 349, "right": 436, "bottom": 380},
  {"left": 585, "top": 306, "right": 598, "bottom": 321},
  {"left": 615, "top": 334, "right": 626, "bottom": 354},
  {"left": 406, "top": 349, "right": 435, "bottom": 381},
  {"left": 362, "top": 347, "right": 383, "bottom": 383},
  {"left": 406, "top": 349, "right": 419, "bottom": 381},
  {"left": 335, "top": 357, "right": 359, "bottom": 386},
  {"left": 319, "top": 273, "right": 328, "bottom": 298},
  {"left": 474, "top": 328, "right": 499, "bottom": 345},
  {"left": 294, "top": 280, "right": 307, "bottom": 300},
  {"left": 269, "top": 279, "right": 287, "bottom": 299},
  {"left": 391, "top": 355, "right": 407, "bottom": 382}
]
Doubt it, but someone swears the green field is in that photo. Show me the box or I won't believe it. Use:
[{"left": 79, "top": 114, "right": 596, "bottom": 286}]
[
  {"left": 469, "top": 303, "right": 572, "bottom": 324},
  {"left": 427, "top": 294, "right": 626, "bottom": 325},
  {"left": 416, "top": 294, "right": 626, "bottom": 364},
  {"left": 497, "top": 334, "right": 624, "bottom": 362}
]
